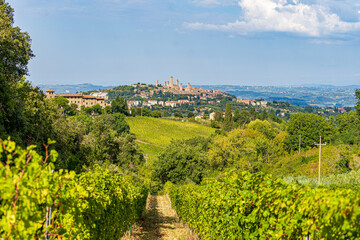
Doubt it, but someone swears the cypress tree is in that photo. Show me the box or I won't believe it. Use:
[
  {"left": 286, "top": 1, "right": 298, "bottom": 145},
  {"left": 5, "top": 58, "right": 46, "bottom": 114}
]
[{"left": 223, "top": 102, "right": 233, "bottom": 131}]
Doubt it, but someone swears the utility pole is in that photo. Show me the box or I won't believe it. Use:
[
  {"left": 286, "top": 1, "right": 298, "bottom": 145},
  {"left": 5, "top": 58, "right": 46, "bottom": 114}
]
[
  {"left": 299, "top": 135, "right": 301, "bottom": 153},
  {"left": 314, "top": 136, "right": 326, "bottom": 185}
]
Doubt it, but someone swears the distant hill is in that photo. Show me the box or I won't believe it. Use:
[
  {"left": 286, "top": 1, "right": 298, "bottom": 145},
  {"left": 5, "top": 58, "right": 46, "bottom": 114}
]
[
  {"left": 36, "top": 83, "right": 114, "bottom": 93},
  {"left": 194, "top": 85, "right": 358, "bottom": 107},
  {"left": 299, "top": 84, "right": 360, "bottom": 89}
]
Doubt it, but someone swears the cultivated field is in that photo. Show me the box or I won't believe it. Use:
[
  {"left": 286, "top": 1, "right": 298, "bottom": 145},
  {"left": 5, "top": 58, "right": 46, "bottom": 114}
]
[{"left": 126, "top": 117, "right": 215, "bottom": 157}]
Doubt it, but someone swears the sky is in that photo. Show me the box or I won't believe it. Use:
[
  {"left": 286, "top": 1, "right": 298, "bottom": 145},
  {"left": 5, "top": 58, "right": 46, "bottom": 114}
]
[{"left": 9, "top": 0, "right": 360, "bottom": 86}]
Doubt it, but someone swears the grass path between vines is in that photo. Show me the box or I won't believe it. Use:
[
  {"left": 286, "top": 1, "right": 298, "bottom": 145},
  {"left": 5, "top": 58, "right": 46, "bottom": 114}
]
[{"left": 122, "top": 195, "right": 192, "bottom": 240}]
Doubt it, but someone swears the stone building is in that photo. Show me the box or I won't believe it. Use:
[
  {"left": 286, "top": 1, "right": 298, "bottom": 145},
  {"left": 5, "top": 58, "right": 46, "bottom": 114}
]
[{"left": 46, "top": 90, "right": 107, "bottom": 109}]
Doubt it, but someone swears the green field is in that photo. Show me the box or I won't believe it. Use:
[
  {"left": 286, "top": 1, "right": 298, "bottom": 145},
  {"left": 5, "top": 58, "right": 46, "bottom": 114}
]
[{"left": 126, "top": 117, "right": 215, "bottom": 158}]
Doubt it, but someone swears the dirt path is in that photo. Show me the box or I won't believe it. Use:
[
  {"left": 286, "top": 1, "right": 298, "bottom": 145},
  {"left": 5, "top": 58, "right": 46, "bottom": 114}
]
[{"left": 122, "top": 195, "right": 190, "bottom": 240}]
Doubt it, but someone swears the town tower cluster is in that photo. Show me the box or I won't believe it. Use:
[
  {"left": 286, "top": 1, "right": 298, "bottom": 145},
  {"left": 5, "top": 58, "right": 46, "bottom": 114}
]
[{"left": 154, "top": 76, "right": 222, "bottom": 96}]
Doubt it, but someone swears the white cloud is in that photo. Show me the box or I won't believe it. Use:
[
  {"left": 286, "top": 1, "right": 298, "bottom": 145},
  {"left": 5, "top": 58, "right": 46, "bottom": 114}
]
[{"left": 185, "top": 0, "right": 360, "bottom": 36}]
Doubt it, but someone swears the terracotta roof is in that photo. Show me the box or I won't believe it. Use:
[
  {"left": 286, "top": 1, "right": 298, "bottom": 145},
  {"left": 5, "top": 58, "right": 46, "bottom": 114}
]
[
  {"left": 82, "top": 95, "right": 97, "bottom": 99},
  {"left": 56, "top": 93, "right": 83, "bottom": 97},
  {"left": 52, "top": 92, "right": 104, "bottom": 100}
]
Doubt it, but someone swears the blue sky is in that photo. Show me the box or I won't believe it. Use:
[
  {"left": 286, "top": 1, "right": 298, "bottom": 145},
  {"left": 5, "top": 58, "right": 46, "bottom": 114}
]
[{"left": 9, "top": 0, "right": 360, "bottom": 86}]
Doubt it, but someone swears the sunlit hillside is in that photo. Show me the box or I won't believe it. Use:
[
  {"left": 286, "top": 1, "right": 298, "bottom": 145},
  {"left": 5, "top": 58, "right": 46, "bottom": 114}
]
[{"left": 126, "top": 117, "right": 215, "bottom": 158}]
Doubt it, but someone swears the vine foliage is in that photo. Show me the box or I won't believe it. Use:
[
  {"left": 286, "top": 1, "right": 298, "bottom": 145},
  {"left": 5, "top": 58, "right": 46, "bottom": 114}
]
[
  {"left": 0, "top": 138, "right": 148, "bottom": 239},
  {"left": 168, "top": 170, "right": 360, "bottom": 239}
]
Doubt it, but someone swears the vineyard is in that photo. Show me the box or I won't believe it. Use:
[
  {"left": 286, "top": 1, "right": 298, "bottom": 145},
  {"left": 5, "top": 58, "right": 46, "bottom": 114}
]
[
  {"left": 167, "top": 170, "right": 360, "bottom": 240},
  {"left": 2, "top": 0, "right": 360, "bottom": 239},
  {"left": 0, "top": 139, "right": 148, "bottom": 239}
]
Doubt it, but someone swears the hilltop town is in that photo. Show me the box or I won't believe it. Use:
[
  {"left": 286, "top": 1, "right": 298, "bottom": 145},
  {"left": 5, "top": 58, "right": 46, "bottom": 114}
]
[
  {"left": 47, "top": 76, "right": 233, "bottom": 117},
  {"left": 45, "top": 76, "right": 350, "bottom": 121}
]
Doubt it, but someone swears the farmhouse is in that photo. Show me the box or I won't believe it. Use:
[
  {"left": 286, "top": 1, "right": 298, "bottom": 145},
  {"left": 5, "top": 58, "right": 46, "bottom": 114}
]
[{"left": 46, "top": 90, "right": 107, "bottom": 109}]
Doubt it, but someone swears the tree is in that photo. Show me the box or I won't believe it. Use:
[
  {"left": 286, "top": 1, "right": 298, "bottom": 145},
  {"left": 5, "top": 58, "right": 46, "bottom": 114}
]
[
  {"left": 53, "top": 96, "right": 71, "bottom": 115},
  {"left": 208, "top": 128, "right": 286, "bottom": 172},
  {"left": 208, "top": 128, "right": 259, "bottom": 171},
  {"left": 174, "top": 112, "right": 182, "bottom": 118},
  {"left": 53, "top": 96, "right": 69, "bottom": 108},
  {"left": 247, "top": 119, "right": 279, "bottom": 139},
  {"left": 69, "top": 103, "right": 78, "bottom": 116},
  {"left": 52, "top": 116, "right": 87, "bottom": 171},
  {"left": 0, "top": 1, "right": 34, "bottom": 140},
  {"left": 104, "top": 105, "right": 111, "bottom": 114},
  {"left": 112, "top": 113, "right": 130, "bottom": 135},
  {"left": 92, "top": 104, "right": 102, "bottom": 115},
  {"left": 152, "top": 110, "right": 161, "bottom": 118},
  {"left": 284, "top": 113, "right": 334, "bottom": 151},
  {"left": 84, "top": 107, "right": 93, "bottom": 115},
  {"left": 82, "top": 114, "right": 141, "bottom": 170},
  {"left": 233, "top": 109, "right": 240, "bottom": 122},
  {"left": 238, "top": 110, "right": 251, "bottom": 125},
  {"left": 259, "top": 110, "right": 268, "bottom": 120},
  {"left": 187, "top": 112, "right": 195, "bottom": 118},
  {"left": 336, "top": 111, "right": 360, "bottom": 145},
  {"left": 111, "top": 96, "right": 129, "bottom": 115},
  {"left": 214, "top": 111, "right": 224, "bottom": 122},
  {"left": 249, "top": 107, "right": 258, "bottom": 120},
  {"left": 356, "top": 89, "right": 360, "bottom": 117},
  {"left": 20, "top": 83, "right": 59, "bottom": 146},
  {"left": 223, "top": 102, "right": 233, "bottom": 131},
  {"left": 152, "top": 137, "right": 210, "bottom": 184}
]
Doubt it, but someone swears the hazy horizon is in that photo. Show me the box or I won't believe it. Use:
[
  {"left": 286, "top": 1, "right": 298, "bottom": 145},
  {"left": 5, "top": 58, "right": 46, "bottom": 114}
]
[{"left": 35, "top": 82, "right": 360, "bottom": 88}]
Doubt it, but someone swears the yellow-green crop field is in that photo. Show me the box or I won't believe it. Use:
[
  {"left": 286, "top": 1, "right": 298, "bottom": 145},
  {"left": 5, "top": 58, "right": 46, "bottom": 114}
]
[{"left": 126, "top": 117, "right": 215, "bottom": 158}]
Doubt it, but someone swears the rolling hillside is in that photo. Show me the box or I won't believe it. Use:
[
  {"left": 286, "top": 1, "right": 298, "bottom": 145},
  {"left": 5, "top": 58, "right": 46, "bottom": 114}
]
[{"left": 126, "top": 117, "right": 215, "bottom": 158}]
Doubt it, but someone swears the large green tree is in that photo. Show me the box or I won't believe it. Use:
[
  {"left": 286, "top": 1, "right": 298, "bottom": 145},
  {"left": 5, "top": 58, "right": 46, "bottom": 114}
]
[
  {"left": 0, "top": 1, "right": 34, "bottom": 140},
  {"left": 285, "top": 113, "right": 334, "bottom": 151},
  {"left": 336, "top": 110, "right": 360, "bottom": 145},
  {"left": 81, "top": 114, "right": 142, "bottom": 171},
  {"left": 152, "top": 137, "right": 210, "bottom": 184},
  {"left": 111, "top": 96, "right": 129, "bottom": 115},
  {"left": 208, "top": 127, "right": 286, "bottom": 172}
]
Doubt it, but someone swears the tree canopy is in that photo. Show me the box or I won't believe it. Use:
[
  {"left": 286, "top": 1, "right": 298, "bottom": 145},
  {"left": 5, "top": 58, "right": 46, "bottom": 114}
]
[
  {"left": 152, "top": 137, "right": 210, "bottom": 184},
  {"left": 0, "top": 1, "right": 35, "bottom": 141},
  {"left": 111, "top": 96, "right": 129, "bottom": 115},
  {"left": 285, "top": 112, "right": 334, "bottom": 151}
]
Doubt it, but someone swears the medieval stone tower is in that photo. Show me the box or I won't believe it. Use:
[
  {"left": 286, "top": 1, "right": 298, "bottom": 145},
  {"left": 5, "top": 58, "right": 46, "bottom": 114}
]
[{"left": 170, "top": 76, "right": 174, "bottom": 87}]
